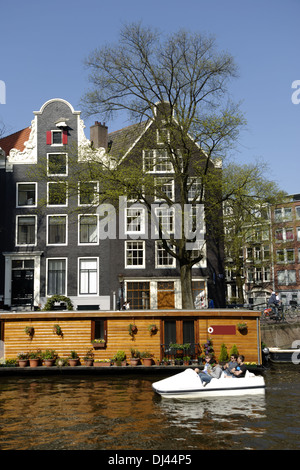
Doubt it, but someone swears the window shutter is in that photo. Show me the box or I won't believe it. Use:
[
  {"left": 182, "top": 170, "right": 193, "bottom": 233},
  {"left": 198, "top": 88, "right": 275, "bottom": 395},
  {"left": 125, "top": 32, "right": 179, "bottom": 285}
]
[
  {"left": 62, "top": 130, "right": 68, "bottom": 144},
  {"left": 46, "top": 131, "right": 52, "bottom": 145}
]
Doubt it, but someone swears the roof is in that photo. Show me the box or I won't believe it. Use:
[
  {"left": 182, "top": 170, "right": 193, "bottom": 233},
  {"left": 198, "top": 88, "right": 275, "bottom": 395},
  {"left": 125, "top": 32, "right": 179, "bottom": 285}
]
[
  {"left": 0, "top": 127, "right": 31, "bottom": 155},
  {"left": 108, "top": 121, "right": 149, "bottom": 158}
]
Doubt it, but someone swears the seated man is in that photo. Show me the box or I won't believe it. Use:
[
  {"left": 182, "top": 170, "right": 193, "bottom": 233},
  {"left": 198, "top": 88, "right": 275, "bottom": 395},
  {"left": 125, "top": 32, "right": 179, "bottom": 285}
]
[
  {"left": 223, "top": 354, "right": 238, "bottom": 376},
  {"left": 195, "top": 356, "right": 223, "bottom": 385},
  {"left": 229, "top": 355, "right": 247, "bottom": 378}
]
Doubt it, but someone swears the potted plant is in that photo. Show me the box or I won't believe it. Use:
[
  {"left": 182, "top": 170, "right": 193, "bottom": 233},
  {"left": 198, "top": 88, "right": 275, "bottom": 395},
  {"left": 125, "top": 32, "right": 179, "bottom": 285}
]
[
  {"left": 53, "top": 324, "right": 63, "bottom": 337},
  {"left": 43, "top": 294, "right": 73, "bottom": 311},
  {"left": 68, "top": 350, "right": 79, "bottom": 366},
  {"left": 128, "top": 323, "right": 138, "bottom": 337},
  {"left": 148, "top": 324, "right": 158, "bottom": 335},
  {"left": 42, "top": 349, "right": 57, "bottom": 367},
  {"left": 141, "top": 351, "right": 153, "bottom": 366},
  {"left": 130, "top": 348, "right": 140, "bottom": 366},
  {"left": 17, "top": 352, "right": 29, "bottom": 367},
  {"left": 183, "top": 356, "right": 191, "bottom": 366},
  {"left": 92, "top": 339, "right": 106, "bottom": 349},
  {"left": 28, "top": 350, "right": 41, "bottom": 367},
  {"left": 83, "top": 349, "right": 94, "bottom": 366},
  {"left": 112, "top": 350, "right": 126, "bottom": 366},
  {"left": 24, "top": 326, "right": 34, "bottom": 338},
  {"left": 94, "top": 359, "right": 111, "bottom": 367},
  {"left": 237, "top": 322, "right": 248, "bottom": 333}
]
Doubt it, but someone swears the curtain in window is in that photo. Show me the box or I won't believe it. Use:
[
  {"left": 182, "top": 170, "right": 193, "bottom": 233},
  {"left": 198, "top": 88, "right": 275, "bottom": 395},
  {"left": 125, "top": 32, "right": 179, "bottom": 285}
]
[
  {"left": 48, "top": 259, "right": 66, "bottom": 295},
  {"left": 80, "top": 259, "right": 97, "bottom": 294}
]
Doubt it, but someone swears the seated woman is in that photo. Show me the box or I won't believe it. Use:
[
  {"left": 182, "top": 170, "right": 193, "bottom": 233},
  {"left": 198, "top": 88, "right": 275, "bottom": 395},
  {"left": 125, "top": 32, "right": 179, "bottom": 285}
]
[{"left": 195, "top": 355, "right": 222, "bottom": 385}]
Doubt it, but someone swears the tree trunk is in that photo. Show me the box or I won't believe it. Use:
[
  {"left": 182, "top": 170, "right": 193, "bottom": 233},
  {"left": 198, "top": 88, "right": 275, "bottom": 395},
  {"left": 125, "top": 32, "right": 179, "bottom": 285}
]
[{"left": 180, "top": 263, "right": 194, "bottom": 309}]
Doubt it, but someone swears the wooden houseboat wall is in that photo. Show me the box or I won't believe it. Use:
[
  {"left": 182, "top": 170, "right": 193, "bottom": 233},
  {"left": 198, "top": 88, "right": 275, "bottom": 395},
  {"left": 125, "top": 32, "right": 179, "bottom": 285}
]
[{"left": 0, "top": 309, "right": 262, "bottom": 364}]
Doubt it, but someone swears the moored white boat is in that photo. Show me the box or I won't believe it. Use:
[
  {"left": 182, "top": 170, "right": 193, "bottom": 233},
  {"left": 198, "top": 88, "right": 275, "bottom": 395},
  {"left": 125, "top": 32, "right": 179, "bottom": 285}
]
[{"left": 152, "top": 368, "right": 265, "bottom": 399}]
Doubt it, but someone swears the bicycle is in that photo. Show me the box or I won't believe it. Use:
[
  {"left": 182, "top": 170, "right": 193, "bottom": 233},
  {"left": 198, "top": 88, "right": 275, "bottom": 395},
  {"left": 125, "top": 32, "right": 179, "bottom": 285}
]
[
  {"left": 261, "top": 304, "right": 285, "bottom": 324},
  {"left": 283, "top": 306, "right": 300, "bottom": 324}
]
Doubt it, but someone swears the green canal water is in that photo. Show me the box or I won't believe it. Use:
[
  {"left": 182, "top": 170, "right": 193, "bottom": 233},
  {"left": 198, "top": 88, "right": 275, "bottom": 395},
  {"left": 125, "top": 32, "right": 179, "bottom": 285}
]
[{"left": 0, "top": 366, "right": 299, "bottom": 451}]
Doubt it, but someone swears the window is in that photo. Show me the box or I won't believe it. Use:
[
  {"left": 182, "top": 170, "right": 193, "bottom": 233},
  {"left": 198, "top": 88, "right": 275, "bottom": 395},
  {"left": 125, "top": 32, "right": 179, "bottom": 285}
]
[
  {"left": 79, "top": 215, "right": 98, "bottom": 244},
  {"left": 296, "top": 206, "right": 300, "bottom": 219},
  {"left": 154, "top": 206, "right": 175, "bottom": 236},
  {"left": 125, "top": 207, "right": 145, "bottom": 235},
  {"left": 274, "top": 207, "right": 292, "bottom": 222},
  {"left": 155, "top": 241, "right": 176, "bottom": 268},
  {"left": 143, "top": 149, "right": 173, "bottom": 173},
  {"left": 79, "top": 258, "right": 98, "bottom": 295},
  {"left": 275, "top": 228, "right": 294, "bottom": 242},
  {"left": 17, "top": 183, "right": 37, "bottom": 207},
  {"left": 79, "top": 181, "right": 99, "bottom": 206},
  {"left": 157, "top": 128, "right": 170, "bottom": 144},
  {"left": 47, "top": 259, "right": 66, "bottom": 296},
  {"left": 92, "top": 319, "right": 107, "bottom": 341},
  {"left": 47, "top": 215, "right": 67, "bottom": 245},
  {"left": 276, "top": 248, "right": 295, "bottom": 264},
  {"left": 188, "top": 178, "right": 202, "bottom": 201},
  {"left": 47, "top": 130, "right": 68, "bottom": 145},
  {"left": 277, "top": 270, "right": 296, "bottom": 286},
  {"left": 126, "top": 282, "right": 150, "bottom": 309},
  {"left": 16, "top": 216, "right": 36, "bottom": 245},
  {"left": 47, "top": 182, "right": 67, "bottom": 206},
  {"left": 47, "top": 153, "right": 67, "bottom": 176},
  {"left": 154, "top": 178, "right": 174, "bottom": 201},
  {"left": 125, "top": 241, "right": 145, "bottom": 268}
]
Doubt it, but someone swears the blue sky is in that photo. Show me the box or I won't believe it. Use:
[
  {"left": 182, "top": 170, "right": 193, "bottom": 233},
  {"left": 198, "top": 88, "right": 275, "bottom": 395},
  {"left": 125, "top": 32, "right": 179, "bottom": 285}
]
[{"left": 0, "top": 0, "right": 299, "bottom": 194}]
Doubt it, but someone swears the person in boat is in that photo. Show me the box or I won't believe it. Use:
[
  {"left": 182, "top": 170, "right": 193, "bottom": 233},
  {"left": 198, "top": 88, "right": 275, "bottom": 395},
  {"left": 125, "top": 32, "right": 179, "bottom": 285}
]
[
  {"left": 195, "top": 355, "right": 222, "bottom": 385},
  {"left": 223, "top": 354, "right": 238, "bottom": 377},
  {"left": 227, "top": 355, "right": 247, "bottom": 378}
]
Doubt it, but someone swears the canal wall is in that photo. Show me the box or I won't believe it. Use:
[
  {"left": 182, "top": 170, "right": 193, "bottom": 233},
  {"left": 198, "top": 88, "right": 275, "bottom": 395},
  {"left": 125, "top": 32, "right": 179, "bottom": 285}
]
[{"left": 261, "top": 322, "right": 300, "bottom": 348}]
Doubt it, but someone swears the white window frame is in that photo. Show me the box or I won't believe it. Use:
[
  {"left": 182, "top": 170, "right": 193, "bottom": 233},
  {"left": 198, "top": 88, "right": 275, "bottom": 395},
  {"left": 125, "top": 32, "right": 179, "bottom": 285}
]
[
  {"left": 78, "top": 214, "right": 99, "bottom": 245},
  {"left": 46, "top": 215, "right": 68, "bottom": 246},
  {"left": 47, "top": 152, "right": 68, "bottom": 176},
  {"left": 125, "top": 207, "right": 146, "bottom": 235},
  {"left": 47, "top": 181, "right": 68, "bottom": 207},
  {"left": 154, "top": 177, "right": 175, "bottom": 202},
  {"left": 155, "top": 241, "right": 176, "bottom": 268},
  {"left": 16, "top": 182, "right": 37, "bottom": 208},
  {"left": 78, "top": 257, "right": 99, "bottom": 296},
  {"left": 78, "top": 181, "right": 99, "bottom": 206},
  {"left": 154, "top": 206, "right": 175, "bottom": 236},
  {"left": 125, "top": 240, "right": 145, "bottom": 269},
  {"left": 51, "top": 130, "right": 63, "bottom": 146},
  {"left": 46, "top": 257, "right": 67, "bottom": 297},
  {"left": 143, "top": 149, "right": 174, "bottom": 173},
  {"left": 16, "top": 215, "right": 37, "bottom": 246}
]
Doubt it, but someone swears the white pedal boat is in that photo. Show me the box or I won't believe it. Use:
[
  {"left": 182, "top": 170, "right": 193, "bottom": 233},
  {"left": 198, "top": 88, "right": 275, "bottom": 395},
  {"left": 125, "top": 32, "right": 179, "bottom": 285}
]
[{"left": 152, "top": 368, "right": 265, "bottom": 399}]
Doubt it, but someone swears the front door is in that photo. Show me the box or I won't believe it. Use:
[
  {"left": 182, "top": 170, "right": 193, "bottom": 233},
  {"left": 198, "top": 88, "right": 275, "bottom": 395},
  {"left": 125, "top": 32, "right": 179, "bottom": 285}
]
[
  {"left": 11, "top": 260, "right": 34, "bottom": 306},
  {"left": 157, "top": 281, "right": 175, "bottom": 309}
]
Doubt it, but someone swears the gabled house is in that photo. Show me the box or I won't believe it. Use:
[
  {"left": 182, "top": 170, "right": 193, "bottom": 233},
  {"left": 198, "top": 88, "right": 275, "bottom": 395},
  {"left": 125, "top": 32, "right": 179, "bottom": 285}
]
[{"left": 0, "top": 98, "right": 225, "bottom": 312}]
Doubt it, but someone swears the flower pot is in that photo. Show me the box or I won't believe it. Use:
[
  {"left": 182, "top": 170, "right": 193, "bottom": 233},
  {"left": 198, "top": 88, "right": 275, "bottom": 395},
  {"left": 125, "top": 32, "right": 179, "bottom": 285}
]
[
  {"left": 44, "top": 359, "right": 55, "bottom": 367},
  {"left": 92, "top": 342, "right": 106, "bottom": 349},
  {"left": 143, "top": 358, "right": 153, "bottom": 366},
  {"left": 29, "top": 358, "right": 40, "bottom": 367},
  {"left": 18, "top": 359, "right": 29, "bottom": 367},
  {"left": 84, "top": 359, "right": 94, "bottom": 366},
  {"left": 130, "top": 358, "right": 140, "bottom": 366},
  {"left": 94, "top": 361, "right": 111, "bottom": 367},
  {"left": 68, "top": 358, "right": 79, "bottom": 366}
]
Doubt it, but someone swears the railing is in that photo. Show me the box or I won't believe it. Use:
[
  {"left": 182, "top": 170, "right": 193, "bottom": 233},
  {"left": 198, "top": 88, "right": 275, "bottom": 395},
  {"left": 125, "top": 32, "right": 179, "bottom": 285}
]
[{"left": 161, "top": 343, "right": 200, "bottom": 361}]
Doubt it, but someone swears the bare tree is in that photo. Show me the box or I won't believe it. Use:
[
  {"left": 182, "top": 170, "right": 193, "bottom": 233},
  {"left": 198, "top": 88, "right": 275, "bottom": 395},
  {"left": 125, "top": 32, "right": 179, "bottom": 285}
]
[{"left": 79, "top": 23, "right": 247, "bottom": 308}]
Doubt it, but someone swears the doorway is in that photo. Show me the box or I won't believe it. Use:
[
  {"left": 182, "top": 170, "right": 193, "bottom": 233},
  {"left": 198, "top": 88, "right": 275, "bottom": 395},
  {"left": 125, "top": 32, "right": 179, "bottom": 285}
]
[
  {"left": 11, "top": 259, "right": 34, "bottom": 307},
  {"left": 157, "top": 281, "right": 175, "bottom": 309}
]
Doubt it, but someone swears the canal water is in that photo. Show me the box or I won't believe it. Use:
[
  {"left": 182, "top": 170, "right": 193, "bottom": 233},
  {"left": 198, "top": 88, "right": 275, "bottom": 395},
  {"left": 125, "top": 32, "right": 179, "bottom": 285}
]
[{"left": 0, "top": 366, "right": 299, "bottom": 451}]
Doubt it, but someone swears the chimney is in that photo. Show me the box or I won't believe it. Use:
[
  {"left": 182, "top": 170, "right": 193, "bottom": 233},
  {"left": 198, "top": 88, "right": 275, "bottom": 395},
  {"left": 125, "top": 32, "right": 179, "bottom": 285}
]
[{"left": 90, "top": 121, "right": 108, "bottom": 150}]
